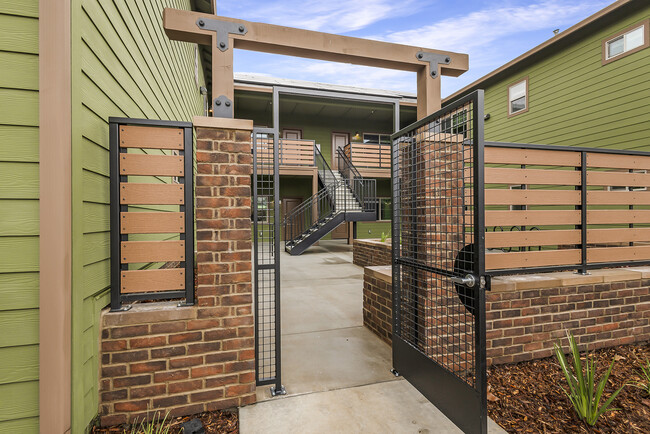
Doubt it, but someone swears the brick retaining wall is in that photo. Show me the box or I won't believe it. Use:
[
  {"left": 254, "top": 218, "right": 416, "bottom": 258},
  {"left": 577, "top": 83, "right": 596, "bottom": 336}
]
[
  {"left": 353, "top": 239, "right": 391, "bottom": 267},
  {"left": 363, "top": 266, "right": 650, "bottom": 365},
  {"left": 99, "top": 118, "right": 255, "bottom": 425}
]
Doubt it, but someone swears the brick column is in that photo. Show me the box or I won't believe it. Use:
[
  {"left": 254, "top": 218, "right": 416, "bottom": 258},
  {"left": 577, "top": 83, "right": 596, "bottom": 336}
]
[{"left": 98, "top": 117, "right": 256, "bottom": 426}]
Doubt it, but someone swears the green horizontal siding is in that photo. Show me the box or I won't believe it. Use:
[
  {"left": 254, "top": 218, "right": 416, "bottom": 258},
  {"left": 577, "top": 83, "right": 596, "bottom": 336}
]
[
  {"left": 71, "top": 0, "right": 205, "bottom": 431},
  {"left": 0, "top": 4, "right": 39, "bottom": 431},
  {"left": 483, "top": 5, "right": 650, "bottom": 151}
]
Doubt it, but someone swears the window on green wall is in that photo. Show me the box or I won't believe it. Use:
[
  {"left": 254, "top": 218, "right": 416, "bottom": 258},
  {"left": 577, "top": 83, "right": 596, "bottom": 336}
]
[
  {"left": 508, "top": 78, "right": 528, "bottom": 117},
  {"left": 377, "top": 197, "right": 392, "bottom": 221},
  {"left": 363, "top": 133, "right": 391, "bottom": 145},
  {"left": 603, "top": 20, "right": 648, "bottom": 65}
]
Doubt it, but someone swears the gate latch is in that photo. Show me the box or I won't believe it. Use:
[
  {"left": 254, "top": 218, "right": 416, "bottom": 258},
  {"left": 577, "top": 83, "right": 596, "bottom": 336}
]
[{"left": 450, "top": 274, "right": 476, "bottom": 288}]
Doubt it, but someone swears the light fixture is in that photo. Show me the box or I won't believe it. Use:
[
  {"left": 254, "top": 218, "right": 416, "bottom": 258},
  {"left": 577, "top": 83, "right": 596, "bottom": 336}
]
[{"left": 352, "top": 132, "right": 362, "bottom": 141}]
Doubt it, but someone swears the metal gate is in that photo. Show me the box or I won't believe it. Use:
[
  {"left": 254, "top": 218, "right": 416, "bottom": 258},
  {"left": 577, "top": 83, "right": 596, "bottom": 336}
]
[
  {"left": 391, "top": 90, "right": 487, "bottom": 433},
  {"left": 252, "top": 127, "right": 284, "bottom": 395}
]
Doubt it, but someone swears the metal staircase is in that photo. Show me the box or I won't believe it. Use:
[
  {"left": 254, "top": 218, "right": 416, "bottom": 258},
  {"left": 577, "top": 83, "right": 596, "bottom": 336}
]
[{"left": 283, "top": 146, "right": 376, "bottom": 255}]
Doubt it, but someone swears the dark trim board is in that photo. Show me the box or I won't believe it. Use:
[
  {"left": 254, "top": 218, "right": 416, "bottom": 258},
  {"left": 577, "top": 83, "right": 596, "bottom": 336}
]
[{"left": 393, "top": 336, "right": 485, "bottom": 434}]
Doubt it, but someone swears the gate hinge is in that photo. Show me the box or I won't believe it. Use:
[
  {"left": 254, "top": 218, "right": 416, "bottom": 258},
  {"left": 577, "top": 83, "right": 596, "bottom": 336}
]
[
  {"left": 270, "top": 385, "right": 286, "bottom": 396},
  {"left": 196, "top": 17, "right": 248, "bottom": 52},
  {"left": 416, "top": 52, "right": 451, "bottom": 79}
]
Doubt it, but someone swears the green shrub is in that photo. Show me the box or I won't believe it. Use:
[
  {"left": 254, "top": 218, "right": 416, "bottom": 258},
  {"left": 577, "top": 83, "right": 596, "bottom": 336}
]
[
  {"left": 553, "top": 330, "right": 626, "bottom": 426},
  {"left": 125, "top": 411, "right": 172, "bottom": 434}
]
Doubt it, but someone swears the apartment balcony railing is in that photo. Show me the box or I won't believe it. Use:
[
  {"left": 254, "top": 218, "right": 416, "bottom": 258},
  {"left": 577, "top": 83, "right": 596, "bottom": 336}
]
[
  {"left": 344, "top": 142, "right": 391, "bottom": 169},
  {"left": 255, "top": 138, "right": 316, "bottom": 166}
]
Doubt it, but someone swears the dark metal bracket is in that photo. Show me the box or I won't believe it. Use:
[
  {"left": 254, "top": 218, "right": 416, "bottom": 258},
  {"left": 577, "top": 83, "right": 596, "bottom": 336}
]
[
  {"left": 270, "top": 385, "right": 286, "bottom": 396},
  {"left": 390, "top": 368, "right": 400, "bottom": 377},
  {"left": 416, "top": 51, "right": 451, "bottom": 79},
  {"left": 213, "top": 95, "right": 233, "bottom": 118},
  {"left": 196, "top": 17, "right": 247, "bottom": 52}
]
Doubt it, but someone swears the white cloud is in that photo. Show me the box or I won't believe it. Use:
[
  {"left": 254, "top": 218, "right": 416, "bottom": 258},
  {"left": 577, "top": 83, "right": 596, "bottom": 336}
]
[
  {"left": 219, "top": 0, "right": 420, "bottom": 33},
  {"left": 384, "top": 0, "right": 609, "bottom": 52}
]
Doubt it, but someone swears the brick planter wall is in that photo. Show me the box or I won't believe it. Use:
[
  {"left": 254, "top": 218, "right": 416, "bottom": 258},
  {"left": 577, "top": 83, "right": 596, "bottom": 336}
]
[
  {"left": 363, "top": 266, "right": 392, "bottom": 345},
  {"left": 99, "top": 118, "right": 255, "bottom": 426},
  {"left": 353, "top": 239, "right": 391, "bottom": 267},
  {"left": 363, "top": 266, "right": 650, "bottom": 366}
]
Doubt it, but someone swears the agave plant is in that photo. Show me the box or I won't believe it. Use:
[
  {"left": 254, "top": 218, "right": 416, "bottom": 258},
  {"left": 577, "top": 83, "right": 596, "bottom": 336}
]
[{"left": 553, "top": 330, "right": 626, "bottom": 426}]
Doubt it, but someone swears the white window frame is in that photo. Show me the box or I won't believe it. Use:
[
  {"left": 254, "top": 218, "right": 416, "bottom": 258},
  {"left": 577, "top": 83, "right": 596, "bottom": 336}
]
[
  {"left": 507, "top": 77, "right": 528, "bottom": 117},
  {"left": 602, "top": 19, "right": 649, "bottom": 65}
]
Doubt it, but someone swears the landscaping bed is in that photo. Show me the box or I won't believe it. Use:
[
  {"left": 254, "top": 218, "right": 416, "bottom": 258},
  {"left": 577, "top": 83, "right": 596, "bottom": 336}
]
[
  {"left": 487, "top": 342, "right": 650, "bottom": 433},
  {"left": 91, "top": 409, "right": 238, "bottom": 434}
]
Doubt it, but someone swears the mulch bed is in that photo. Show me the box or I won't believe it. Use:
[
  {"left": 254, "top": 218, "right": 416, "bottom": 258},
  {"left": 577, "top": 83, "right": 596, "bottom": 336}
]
[
  {"left": 487, "top": 342, "right": 650, "bottom": 433},
  {"left": 91, "top": 409, "right": 238, "bottom": 434}
]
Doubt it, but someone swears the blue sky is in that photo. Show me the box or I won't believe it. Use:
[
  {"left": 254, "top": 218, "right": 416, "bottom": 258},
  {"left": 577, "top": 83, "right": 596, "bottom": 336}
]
[{"left": 217, "top": 0, "right": 611, "bottom": 97}]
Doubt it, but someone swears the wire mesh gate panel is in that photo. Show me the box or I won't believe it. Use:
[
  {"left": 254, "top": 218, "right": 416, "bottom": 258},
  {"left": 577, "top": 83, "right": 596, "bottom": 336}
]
[
  {"left": 252, "top": 128, "right": 283, "bottom": 394},
  {"left": 391, "top": 90, "right": 487, "bottom": 434}
]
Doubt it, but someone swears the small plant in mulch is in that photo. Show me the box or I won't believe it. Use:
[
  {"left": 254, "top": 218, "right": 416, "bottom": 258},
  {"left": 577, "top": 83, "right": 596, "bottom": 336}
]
[
  {"left": 126, "top": 411, "right": 171, "bottom": 434},
  {"left": 92, "top": 410, "right": 238, "bottom": 434},
  {"left": 553, "top": 331, "right": 627, "bottom": 426},
  {"left": 632, "top": 359, "right": 650, "bottom": 396},
  {"left": 380, "top": 231, "right": 390, "bottom": 243}
]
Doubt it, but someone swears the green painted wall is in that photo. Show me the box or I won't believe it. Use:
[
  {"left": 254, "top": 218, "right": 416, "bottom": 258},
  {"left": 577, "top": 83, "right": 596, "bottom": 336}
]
[
  {"left": 0, "top": 0, "right": 40, "bottom": 432},
  {"left": 482, "top": 5, "right": 650, "bottom": 151},
  {"left": 70, "top": 0, "right": 205, "bottom": 431}
]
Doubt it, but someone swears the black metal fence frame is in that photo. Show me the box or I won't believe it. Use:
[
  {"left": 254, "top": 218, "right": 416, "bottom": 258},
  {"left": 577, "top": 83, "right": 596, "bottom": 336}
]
[{"left": 109, "top": 117, "right": 195, "bottom": 311}]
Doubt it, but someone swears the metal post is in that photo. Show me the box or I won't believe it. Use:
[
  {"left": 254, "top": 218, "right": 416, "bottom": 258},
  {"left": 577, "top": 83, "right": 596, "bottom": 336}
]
[
  {"left": 580, "top": 151, "right": 588, "bottom": 275},
  {"left": 473, "top": 90, "right": 488, "bottom": 434},
  {"left": 109, "top": 121, "right": 122, "bottom": 311},
  {"left": 183, "top": 125, "right": 195, "bottom": 306}
]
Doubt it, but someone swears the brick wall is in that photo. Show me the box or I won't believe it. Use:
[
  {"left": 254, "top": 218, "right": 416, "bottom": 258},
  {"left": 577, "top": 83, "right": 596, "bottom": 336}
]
[
  {"left": 353, "top": 239, "right": 391, "bottom": 267},
  {"left": 363, "top": 266, "right": 392, "bottom": 345},
  {"left": 99, "top": 118, "right": 256, "bottom": 426},
  {"left": 363, "top": 266, "right": 650, "bottom": 366}
]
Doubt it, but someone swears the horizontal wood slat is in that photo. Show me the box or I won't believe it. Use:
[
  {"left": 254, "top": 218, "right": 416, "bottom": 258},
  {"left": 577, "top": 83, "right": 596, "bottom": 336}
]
[
  {"left": 587, "top": 153, "right": 650, "bottom": 170},
  {"left": 587, "top": 171, "right": 650, "bottom": 188},
  {"left": 120, "top": 154, "right": 184, "bottom": 176},
  {"left": 485, "top": 167, "right": 581, "bottom": 185},
  {"left": 485, "top": 189, "right": 580, "bottom": 205},
  {"left": 120, "top": 183, "right": 184, "bottom": 205},
  {"left": 485, "top": 230, "right": 581, "bottom": 248},
  {"left": 121, "top": 212, "right": 185, "bottom": 234},
  {"left": 485, "top": 210, "right": 580, "bottom": 226},
  {"left": 121, "top": 268, "right": 185, "bottom": 293},
  {"left": 588, "top": 228, "right": 650, "bottom": 244},
  {"left": 588, "top": 245, "right": 650, "bottom": 263},
  {"left": 486, "top": 249, "right": 581, "bottom": 270},
  {"left": 121, "top": 240, "right": 185, "bottom": 263},
  {"left": 587, "top": 191, "right": 650, "bottom": 205},
  {"left": 119, "top": 125, "right": 183, "bottom": 149},
  {"left": 587, "top": 210, "right": 650, "bottom": 224},
  {"left": 485, "top": 147, "right": 581, "bottom": 166}
]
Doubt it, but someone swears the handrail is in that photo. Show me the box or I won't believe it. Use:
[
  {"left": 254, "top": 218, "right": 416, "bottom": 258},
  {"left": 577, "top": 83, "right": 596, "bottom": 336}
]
[
  {"left": 314, "top": 145, "right": 337, "bottom": 186},
  {"left": 283, "top": 180, "right": 341, "bottom": 244},
  {"left": 337, "top": 147, "right": 376, "bottom": 213}
]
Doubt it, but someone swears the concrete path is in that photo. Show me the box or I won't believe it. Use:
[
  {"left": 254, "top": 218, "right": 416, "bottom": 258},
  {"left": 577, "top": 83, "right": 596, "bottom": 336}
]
[{"left": 242, "top": 240, "right": 505, "bottom": 433}]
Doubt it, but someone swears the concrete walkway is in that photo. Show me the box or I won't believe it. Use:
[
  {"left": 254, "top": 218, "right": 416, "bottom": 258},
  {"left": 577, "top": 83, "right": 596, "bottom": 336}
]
[{"left": 241, "top": 240, "right": 505, "bottom": 433}]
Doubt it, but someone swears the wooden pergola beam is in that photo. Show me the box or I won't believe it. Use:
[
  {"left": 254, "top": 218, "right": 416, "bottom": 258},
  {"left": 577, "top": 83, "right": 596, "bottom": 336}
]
[{"left": 164, "top": 8, "right": 469, "bottom": 118}]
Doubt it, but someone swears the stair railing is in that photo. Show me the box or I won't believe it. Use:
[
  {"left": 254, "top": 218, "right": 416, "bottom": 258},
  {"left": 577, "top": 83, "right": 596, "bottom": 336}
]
[
  {"left": 283, "top": 180, "right": 344, "bottom": 245},
  {"left": 314, "top": 145, "right": 337, "bottom": 187},
  {"left": 336, "top": 147, "right": 376, "bottom": 213}
]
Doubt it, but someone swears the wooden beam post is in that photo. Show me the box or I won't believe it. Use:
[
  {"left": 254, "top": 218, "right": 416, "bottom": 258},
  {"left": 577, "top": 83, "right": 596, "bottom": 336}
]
[
  {"left": 417, "top": 63, "right": 442, "bottom": 119},
  {"left": 212, "top": 36, "right": 234, "bottom": 106}
]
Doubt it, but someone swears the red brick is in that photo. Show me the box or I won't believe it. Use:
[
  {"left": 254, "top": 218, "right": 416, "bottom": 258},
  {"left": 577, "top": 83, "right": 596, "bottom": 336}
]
[
  {"left": 205, "top": 374, "right": 238, "bottom": 388},
  {"left": 130, "top": 384, "right": 166, "bottom": 398},
  {"left": 154, "top": 369, "right": 189, "bottom": 383},
  {"left": 170, "top": 356, "right": 204, "bottom": 369},
  {"left": 130, "top": 360, "right": 167, "bottom": 374},
  {"left": 100, "top": 414, "right": 127, "bottom": 427},
  {"left": 102, "top": 340, "right": 127, "bottom": 352},
  {"left": 204, "top": 328, "right": 238, "bottom": 341},
  {"left": 169, "top": 332, "right": 202, "bottom": 344},
  {"left": 205, "top": 351, "right": 238, "bottom": 363},
  {"left": 191, "top": 364, "right": 224, "bottom": 378},
  {"left": 225, "top": 384, "right": 254, "bottom": 397},
  {"left": 112, "top": 350, "right": 148, "bottom": 364},
  {"left": 168, "top": 379, "right": 203, "bottom": 394},
  {"left": 113, "top": 375, "right": 151, "bottom": 388},
  {"left": 150, "top": 322, "right": 186, "bottom": 334},
  {"left": 151, "top": 346, "right": 186, "bottom": 359},
  {"left": 191, "top": 389, "right": 224, "bottom": 402},
  {"left": 102, "top": 365, "right": 127, "bottom": 377},
  {"left": 188, "top": 342, "right": 221, "bottom": 355},
  {"left": 111, "top": 325, "right": 148, "bottom": 338},
  {"left": 153, "top": 395, "right": 188, "bottom": 408},
  {"left": 115, "top": 400, "right": 149, "bottom": 412},
  {"left": 130, "top": 336, "right": 166, "bottom": 349},
  {"left": 101, "top": 389, "right": 127, "bottom": 402}
]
